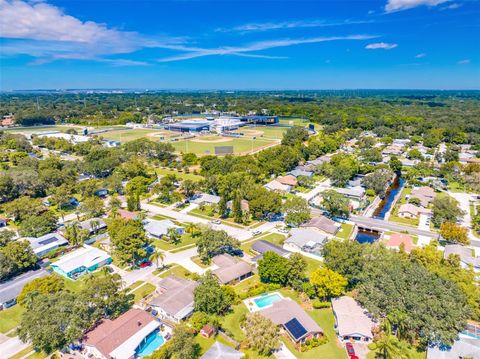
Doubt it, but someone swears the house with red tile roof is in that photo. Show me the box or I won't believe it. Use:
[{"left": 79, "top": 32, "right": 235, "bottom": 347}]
[
  {"left": 386, "top": 233, "right": 416, "bottom": 253},
  {"left": 83, "top": 309, "right": 161, "bottom": 359}
]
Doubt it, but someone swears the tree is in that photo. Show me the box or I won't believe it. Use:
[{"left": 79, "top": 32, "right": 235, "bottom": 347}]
[
  {"left": 244, "top": 312, "right": 280, "bottom": 355},
  {"left": 371, "top": 324, "right": 409, "bottom": 359},
  {"left": 407, "top": 149, "right": 423, "bottom": 160},
  {"left": 18, "top": 292, "right": 94, "bottom": 354},
  {"left": 150, "top": 248, "right": 165, "bottom": 269},
  {"left": 188, "top": 311, "right": 213, "bottom": 331},
  {"left": 181, "top": 179, "right": 197, "bottom": 198},
  {"left": 196, "top": 228, "right": 240, "bottom": 263},
  {"left": 107, "top": 218, "right": 150, "bottom": 266},
  {"left": 166, "top": 227, "right": 181, "bottom": 244},
  {"left": 440, "top": 222, "right": 469, "bottom": 245},
  {"left": 64, "top": 222, "right": 89, "bottom": 246},
  {"left": 168, "top": 325, "right": 200, "bottom": 359},
  {"left": 3, "top": 196, "right": 44, "bottom": 221},
  {"left": 258, "top": 251, "right": 290, "bottom": 285},
  {"left": 232, "top": 191, "right": 243, "bottom": 224},
  {"left": 322, "top": 190, "right": 350, "bottom": 218},
  {"left": 431, "top": 196, "right": 462, "bottom": 228},
  {"left": 286, "top": 253, "right": 307, "bottom": 290},
  {"left": 0, "top": 229, "right": 15, "bottom": 247},
  {"left": 282, "top": 196, "right": 310, "bottom": 227},
  {"left": 0, "top": 240, "right": 37, "bottom": 280},
  {"left": 185, "top": 222, "right": 201, "bottom": 237},
  {"left": 281, "top": 126, "right": 309, "bottom": 146},
  {"left": 79, "top": 196, "right": 105, "bottom": 218},
  {"left": 18, "top": 211, "right": 58, "bottom": 237},
  {"left": 310, "top": 267, "right": 348, "bottom": 300},
  {"left": 247, "top": 187, "right": 282, "bottom": 220},
  {"left": 362, "top": 168, "right": 394, "bottom": 198},
  {"left": 194, "top": 271, "right": 233, "bottom": 315},
  {"left": 389, "top": 155, "right": 403, "bottom": 174},
  {"left": 321, "top": 239, "right": 365, "bottom": 284},
  {"left": 17, "top": 275, "right": 65, "bottom": 306}
]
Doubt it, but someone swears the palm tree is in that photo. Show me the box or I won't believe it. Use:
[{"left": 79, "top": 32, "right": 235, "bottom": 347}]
[
  {"left": 167, "top": 227, "right": 181, "bottom": 244},
  {"left": 373, "top": 322, "right": 411, "bottom": 359},
  {"left": 150, "top": 249, "right": 165, "bottom": 269},
  {"left": 185, "top": 222, "right": 201, "bottom": 237}
]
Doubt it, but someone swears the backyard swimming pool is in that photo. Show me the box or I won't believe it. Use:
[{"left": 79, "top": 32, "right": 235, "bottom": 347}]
[
  {"left": 254, "top": 293, "right": 282, "bottom": 308},
  {"left": 135, "top": 331, "right": 165, "bottom": 357}
]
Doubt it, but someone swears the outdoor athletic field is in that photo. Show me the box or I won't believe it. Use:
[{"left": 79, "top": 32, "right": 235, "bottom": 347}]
[
  {"left": 99, "top": 128, "right": 179, "bottom": 142},
  {"left": 171, "top": 136, "right": 277, "bottom": 155},
  {"left": 8, "top": 125, "right": 86, "bottom": 134},
  {"left": 234, "top": 125, "right": 288, "bottom": 140}
]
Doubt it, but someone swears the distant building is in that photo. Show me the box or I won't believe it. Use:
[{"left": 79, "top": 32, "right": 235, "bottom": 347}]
[
  {"left": 331, "top": 296, "right": 376, "bottom": 343},
  {"left": 427, "top": 336, "right": 480, "bottom": 359},
  {"left": 276, "top": 175, "right": 298, "bottom": 187},
  {"left": 398, "top": 204, "right": 431, "bottom": 219},
  {"left": 289, "top": 169, "right": 314, "bottom": 178},
  {"left": 78, "top": 218, "right": 107, "bottom": 234},
  {"left": 148, "top": 275, "right": 198, "bottom": 323},
  {"left": 444, "top": 244, "right": 480, "bottom": 272},
  {"left": 26, "top": 232, "right": 68, "bottom": 257},
  {"left": 191, "top": 193, "right": 221, "bottom": 205},
  {"left": 226, "top": 199, "right": 250, "bottom": 213},
  {"left": 36, "top": 131, "right": 90, "bottom": 144},
  {"left": 239, "top": 115, "right": 279, "bottom": 124},
  {"left": 117, "top": 209, "right": 140, "bottom": 221},
  {"left": 212, "top": 254, "right": 253, "bottom": 285},
  {"left": 410, "top": 186, "right": 435, "bottom": 207},
  {"left": 0, "top": 114, "right": 15, "bottom": 127},
  {"left": 166, "top": 119, "right": 211, "bottom": 132},
  {"left": 385, "top": 233, "right": 416, "bottom": 253},
  {"left": 265, "top": 179, "right": 291, "bottom": 193},
  {"left": 334, "top": 186, "right": 365, "bottom": 200}
]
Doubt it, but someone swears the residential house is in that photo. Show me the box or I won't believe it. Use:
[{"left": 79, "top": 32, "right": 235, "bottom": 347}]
[
  {"left": 51, "top": 245, "right": 111, "bottom": 280},
  {"left": 201, "top": 341, "right": 243, "bottom": 359},
  {"left": 385, "top": 233, "right": 416, "bottom": 253},
  {"left": 301, "top": 215, "right": 340, "bottom": 236},
  {"left": 78, "top": 218, "right": 107, "bottom": 234},
  {"left": 400, "top": 158, "right": 419, "bottom": 168},
  {"left": 334, "top": 186, "right": 365, "bottom": 200},
  {"left": 117, "top": 209, "right": 140, "bottom": 220},
  {"left": 26, "top": 232, "right": 68, "bottom": 257},
  {"left": 191, "top": 193, "right": 221, "bottom": 205},
  {"left": 259, "top": 298, "right": 323, "bottom": 343},
  {"left": 144, "top": 219, "right": 185, "bottom": 239},
  {"left": 250, "top": 240, "right": 291, "bottom": 263},
  {"left": 0, "top": 269, "right": 48, "bottom": 309},
  {"left": 83, "top": 309, "right": 164, "bottom": 359},
  {"left": 276, "top": 175, "right": 298, "bottom": 187},
  {"left": 382, "top": 144, "right": 404, "bottom": 156},
  {"left": 398, "top": 204, "right": 431, "bottom": 219},
  {"left": 444, "top": 244, "right": 480, "bottom": 272},
  {"left": 212, "top": 254, "right": 253, "bottom": 285},
  {"left": 284, "top": 228, "right": 328, "bottom": 254},
  {"left": 331, "top": 296, "right": 376, "bottom": 343},
  {"left": 289, "top": 169, "right": 314, "bottom": 178},
  {"left": 226, "top": 199, "right": 250, "bottom": 213},
  {"left": 148, "top": 275, "right": 198, "bottom": 323},
  {"left": 427, "top": 336, "right": 480, "bottom": 359},
  {"left": 410, "top": 186, "right": 435, "bottom": 207},
  {"left": 265, "top": 179, "right": 292, "bottom": 193}
]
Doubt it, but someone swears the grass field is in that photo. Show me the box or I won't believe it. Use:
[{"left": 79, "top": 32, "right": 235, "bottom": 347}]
[
  {"left": 0, "top": 304, "right": 25, "bottom": 333},
  {"left": 156, "top": 167, "right": 204, "bottom": 181},
  {"left": 9, "top": 125, "right": 86, "bottom": 134},
  {"left": 9, "top": 346, "right": 46, "bottom": 359},
  {"left": 234, "top": 125, "right": 288, "bottom": 140},
  {"left": 131, "top": 283, "right": 156, "bottom": 303},
  {"left": 156, "top": 265, "right": 193, "bottom": 279},
  {"left": 153, "top": 233, "right": 197, "bottom": 251},
  {"left": 171, "top": 137, "right": 276, "bottom": 155},
  {"left": 100, "top": 128, "right": 168, "bottom": 142}
]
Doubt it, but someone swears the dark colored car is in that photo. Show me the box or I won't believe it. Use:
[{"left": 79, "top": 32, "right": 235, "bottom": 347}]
[{"left": 345, "top": 343, "right": 355, "bottom": 357}]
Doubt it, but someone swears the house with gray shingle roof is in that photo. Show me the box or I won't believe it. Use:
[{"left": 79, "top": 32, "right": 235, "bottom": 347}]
[
  {"left": 331, "top": 296, "right": 376, "bottom": 343},
  {"left": 201, "top": 342, "right": 243, "bottom": 359}
]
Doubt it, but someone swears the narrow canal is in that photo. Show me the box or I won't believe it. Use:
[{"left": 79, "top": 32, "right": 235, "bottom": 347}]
[{"left": 372, "top": 176, "right": 405, "bottom": 220}]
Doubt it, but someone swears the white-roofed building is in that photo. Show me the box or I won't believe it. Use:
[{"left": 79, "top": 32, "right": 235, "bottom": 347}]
[
  {"left": 51, "top": 245, "right": 111, "bottom": 280},
  {"left": 144, "top": 219, "right": 184, "bottom": 239},
  {"left": 265, "top": 179, "right": 292, "bottom": 193},
  {"left": 26, "top": 232, "right": 68, "bottom": 257},
  {"left": 284, "top": 228, "right": 328, "bottom": 255},
  {"left": 331, "top": 296, "right": 376, "bottom": 343},
  {"left": 190, "top": 193, "right": 221, "bottom": 205}
]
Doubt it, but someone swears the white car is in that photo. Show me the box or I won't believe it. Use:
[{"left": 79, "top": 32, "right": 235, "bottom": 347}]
[
  {"left": 211, "top": 219, "right": 221, "bottom": 225},
  {"left": 278, "top": 227, "right": 290, "bottom": 234},
  {"left": 252, "top": 230, "right": 262, "bottom": 236}
]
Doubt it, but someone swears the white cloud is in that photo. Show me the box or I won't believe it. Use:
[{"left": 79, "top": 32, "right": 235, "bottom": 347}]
[
  {"left": 458, "top": 59, "right": 471, "bottom": 64},
  {"left": 0, "top": 0, "right": 183, "bottom": 63},
  {"left": 157, "top": 35, "right": 378, "bottom": 62},
  {"left": 440, "top": 2, "right": 462, "bottom": 10},
  {"left": 415, "top": 53, "right": 427, "bottom": 58},
  {"left": 217, "top": 19, "right": 372, "bottom": 32},
  {"left": 365, "top": 42, "right": 398, "bottom": 50},
  {"left": 385, "top": 0, "right": 450, "bottom": 12}
]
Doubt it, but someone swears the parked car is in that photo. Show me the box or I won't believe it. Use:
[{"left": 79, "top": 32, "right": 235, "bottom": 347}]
[
  {"left": 251, "top": 230, "right": 262, "bottom": 236},
  {"left": 278, "top": 227, "right": 290, "bottom": 233},
  {"left": 345, "top": 343, "right": 356, "bottom": 358},
  {"left": 139, "top": 261, "right": 152, "bottom": 268},
  {"left": 211, "top": 219, "right": 221, "bottom": 225}
]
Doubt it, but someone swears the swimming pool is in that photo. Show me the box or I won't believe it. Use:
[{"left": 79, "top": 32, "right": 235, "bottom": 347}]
[
  {"left": 135, "top": 331, "right": 165, "bottom": 357},
  {"left": 254, "top": 293, "right": 282, "bottom": 308}
]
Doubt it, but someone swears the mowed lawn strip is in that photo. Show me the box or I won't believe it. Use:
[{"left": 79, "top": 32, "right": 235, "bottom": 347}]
[{"left": 0, "top": 304, "right": 25, "bottom": 333}]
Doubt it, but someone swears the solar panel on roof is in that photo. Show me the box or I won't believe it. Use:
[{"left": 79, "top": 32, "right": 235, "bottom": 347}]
[
  {"left": 284, "top": 318, "right": 307, "bottom": 340},
  {"left": 39, "top": 237, "right": 58, "bottom": 245}
]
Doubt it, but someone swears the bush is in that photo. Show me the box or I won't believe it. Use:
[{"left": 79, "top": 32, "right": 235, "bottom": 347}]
[
  {"left": 312, "top": 300, "right": 331, "bottom": 309},
  {"left": 240, "top": 283, "right": 282, "bottom": 300}
]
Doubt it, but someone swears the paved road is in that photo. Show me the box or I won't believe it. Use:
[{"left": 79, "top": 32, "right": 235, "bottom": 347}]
[
  {"left": 0, "top": 335, "right": 29, "bottom": 359},
  {"left": 350, "top": 215, "right": 440, "bottom": 238}
]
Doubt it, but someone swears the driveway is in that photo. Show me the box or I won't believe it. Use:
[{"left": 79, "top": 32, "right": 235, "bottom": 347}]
[
  {"left": 0, "top": 335, "right": 30, "bottom": 359},
  {"left": 296, "top": 179, "right": 331, "bottom": 202}
]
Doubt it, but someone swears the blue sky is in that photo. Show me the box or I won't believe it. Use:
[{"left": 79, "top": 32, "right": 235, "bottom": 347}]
[{"left": 0, "top": 0, "right": 479, "bottom": 90}]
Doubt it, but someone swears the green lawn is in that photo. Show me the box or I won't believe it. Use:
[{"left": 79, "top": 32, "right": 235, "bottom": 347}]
[
  {"left": 131, "top": 283, "right": 156, "bottom": 303},
  {"left": 335, "top": 223, "right": 354, "bottom": 240},
  {"left": 171, "top": 137, "right": 276, "bottom": 155},
  {"left": 234, "top": 126, "right": 288, "bottom": 140},
  {"left": 126, "top": 280, "right": 145, "bottom": 291},
  {"left": 189, "top": 208, "right": 245, "bottom": 228},
  {"left": 9, "top": 346, "right": 47, "bottom": 359},
  {"left": 153, "top": 233, "right": 197, "bottom": 251},
  {"left": 303, "top": 255, "right": 323, "bottom": 276},
  {"left": 0, "top": 304, "right": 25, "bottom": 333},
  {"left": 219, "top": 303, "right": 250, "bottom": 341},
  {"left": 233, "top": 273, "right": 261, "bottom": 296},
  {"left": 191, "top": 256, "right": 210, "bottom": 268},
  {"left": 100, "top": 128, "right": 165, "bottom": 142},
  {"left": 157, "top": 265, "right": 193, "bottom": 279},
  {"left": 241, "top": 233, "right": 286, "bottom": 255},
  {"left": 156, "top": 167, "right": 204, "bottom": 182}
]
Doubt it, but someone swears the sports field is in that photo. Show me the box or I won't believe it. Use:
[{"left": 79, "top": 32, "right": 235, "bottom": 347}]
[
  {"left": 171, "top": 136, "right": 277, "bottom": 155},
  {"left": 9, "top": 125, "right": 86, "bottom": 134},
  {"left": 99, "top": 128, "right": 179, "bottom": 142}
]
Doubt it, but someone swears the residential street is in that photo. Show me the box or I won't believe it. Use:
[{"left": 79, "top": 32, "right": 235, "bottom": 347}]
[{"left": 296, "top": 178, "right": 331, "bottom": 202}]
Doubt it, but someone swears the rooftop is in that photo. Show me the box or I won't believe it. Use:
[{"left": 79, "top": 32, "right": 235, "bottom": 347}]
[
  {"left": 201, "top": 342, "right": 243, "bottom": 359},
  {"left": 386, "top": 233, "right": 415, "bottom": 253},
  {"left": 301, "top": 215, "right": 339, "bottom": 235},
  {"left": 212, "top": 254, "right": 253, "bottom": 284},
  {"left": 251, "top": 240, "right": 290, "bottom": 257},
  {"left": 52, "top": 245, "right": 110, "bottom": 274},
  {"left": 331, "top": 296, "right": 375, "bottom": 339},
  {"left": 285, "top": 228, "right": 328, "bottom": 249}
]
